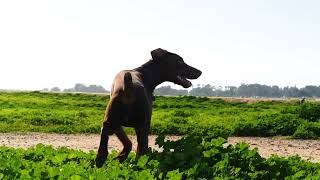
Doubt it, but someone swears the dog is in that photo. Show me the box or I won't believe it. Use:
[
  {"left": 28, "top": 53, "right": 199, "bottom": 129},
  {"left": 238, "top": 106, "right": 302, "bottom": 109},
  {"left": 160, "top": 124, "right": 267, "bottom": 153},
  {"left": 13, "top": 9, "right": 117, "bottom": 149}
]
[{"left": 95, "top": 48, "right": 202, "bottom": 168}]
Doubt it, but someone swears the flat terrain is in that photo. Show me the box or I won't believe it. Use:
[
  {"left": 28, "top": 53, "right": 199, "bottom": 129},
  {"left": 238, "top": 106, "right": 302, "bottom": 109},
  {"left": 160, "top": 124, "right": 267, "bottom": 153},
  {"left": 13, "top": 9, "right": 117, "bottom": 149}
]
[
  {"left": 1, "top": 93, "right": 319, "bottom": 179},
  {"left": 2, "top": 92, "right": 320, "bottom": 140},
  {"left": 1, "top": 133, "right": 319, "bottom": 163}
]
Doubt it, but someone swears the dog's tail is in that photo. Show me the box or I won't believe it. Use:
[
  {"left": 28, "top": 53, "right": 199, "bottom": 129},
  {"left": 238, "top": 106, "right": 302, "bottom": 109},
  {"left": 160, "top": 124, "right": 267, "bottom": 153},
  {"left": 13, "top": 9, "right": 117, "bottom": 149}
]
[{"left": 123, "top": 72, "right": 133, "bottom": 97}]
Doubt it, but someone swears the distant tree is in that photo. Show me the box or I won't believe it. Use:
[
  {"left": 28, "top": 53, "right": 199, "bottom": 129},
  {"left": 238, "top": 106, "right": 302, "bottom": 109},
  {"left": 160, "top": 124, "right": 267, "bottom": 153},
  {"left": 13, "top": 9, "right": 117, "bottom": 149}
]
[
  {"left": 41, "top": 88, "right": 49, "bottom": 92},
  {"left": 288, "top": 86, "right": 301, "bottom": 97},
  {"left": 154, "top": 86, "right": 188, "bottom": 96},
  {"left": 69, "top": 83, "right": 108, "bottom": 93},
  {"left": 50, "top": 87, "right": 61, "bottom": 92},
  {"left": 271, "top": 86, "right": 281, "bottom": 97},
  {"left": 74, "top": 83, "right": 87, "bottom": 92},
  {"left": 301, "top": 85, "right": 320, "bottom": 97},
  {"left": 224, "top": 86, "right": 237, "bottom": 97},
  {"left": 237, "top": 84, "right": 250, "bottom": 97},
  {"left": 87, "top": 85, "right": 106, "bottom": 93},
  {"left": 63, "top": 88, "right": 74, "bottom": 92},
  {"left": 189, "top": 84, "right": 214, "bottom": 96}
]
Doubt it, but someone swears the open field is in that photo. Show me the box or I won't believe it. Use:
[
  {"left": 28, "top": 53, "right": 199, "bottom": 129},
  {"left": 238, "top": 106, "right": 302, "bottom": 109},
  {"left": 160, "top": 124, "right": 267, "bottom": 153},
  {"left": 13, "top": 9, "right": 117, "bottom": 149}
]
[
  {"left": 0, "top": 92, "right": 320, "bottom": 139},
  {"left": 1, "top": 92, "right": 320, "bottom": 179}
]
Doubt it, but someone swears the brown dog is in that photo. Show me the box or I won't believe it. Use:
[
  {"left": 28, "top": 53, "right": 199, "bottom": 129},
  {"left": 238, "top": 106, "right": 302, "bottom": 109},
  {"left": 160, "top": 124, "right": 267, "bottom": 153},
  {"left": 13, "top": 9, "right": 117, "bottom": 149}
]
[{"left": 95, "top": 48, "right": 202, "bottom": 167}]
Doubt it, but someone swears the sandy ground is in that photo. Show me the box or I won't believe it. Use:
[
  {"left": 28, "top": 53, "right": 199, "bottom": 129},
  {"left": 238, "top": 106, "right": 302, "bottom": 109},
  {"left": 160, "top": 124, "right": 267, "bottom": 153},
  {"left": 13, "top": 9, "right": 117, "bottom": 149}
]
[
  {"left": 227, "top": 137, "right": 320, "bottom": 163},
  {"left": 0, "top": 133, "right": 319, "bottom": 163}
]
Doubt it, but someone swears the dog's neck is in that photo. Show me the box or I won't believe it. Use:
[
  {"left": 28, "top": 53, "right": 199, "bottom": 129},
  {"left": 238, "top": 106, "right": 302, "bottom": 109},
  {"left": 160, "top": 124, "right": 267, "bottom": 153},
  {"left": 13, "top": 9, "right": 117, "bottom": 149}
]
[{"left": 134, "top": 60, "right": 166, "bottom": 91}]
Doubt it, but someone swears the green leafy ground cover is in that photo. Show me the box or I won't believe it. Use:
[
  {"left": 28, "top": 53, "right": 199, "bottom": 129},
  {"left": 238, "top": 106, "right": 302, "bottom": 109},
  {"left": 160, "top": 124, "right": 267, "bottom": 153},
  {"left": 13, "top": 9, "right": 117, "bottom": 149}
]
[
  {"left": 0, "top": 92, "right": 320, "bottom": 139},
  {"left": 1, "top": 136, "right": 320, "bottom": 179}
]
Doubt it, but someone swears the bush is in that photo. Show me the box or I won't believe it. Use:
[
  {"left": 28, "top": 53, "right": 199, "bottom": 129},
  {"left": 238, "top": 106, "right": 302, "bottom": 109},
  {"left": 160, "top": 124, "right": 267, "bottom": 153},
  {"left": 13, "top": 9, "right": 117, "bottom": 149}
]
[
  {"left": 233, "top": 114, "right": 303, "bottom": 137},
  {"left": 299, "top": 103, "right": 320, "bottom": 122},
  {"left": 293, "top": 122, "right": 320, "bottom": 139}
]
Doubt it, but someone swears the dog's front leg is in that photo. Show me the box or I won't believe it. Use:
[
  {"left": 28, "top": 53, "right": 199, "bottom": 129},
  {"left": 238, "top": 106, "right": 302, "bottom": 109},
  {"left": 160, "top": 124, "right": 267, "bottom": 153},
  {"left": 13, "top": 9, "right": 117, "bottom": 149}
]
[{"left": 135, "top": 123, "right": 150, "bottom": 157}]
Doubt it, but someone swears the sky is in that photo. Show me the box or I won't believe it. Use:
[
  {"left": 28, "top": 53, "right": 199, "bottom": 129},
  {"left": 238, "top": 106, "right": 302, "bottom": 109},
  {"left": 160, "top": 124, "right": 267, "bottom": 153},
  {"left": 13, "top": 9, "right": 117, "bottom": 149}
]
[{"left": 0, "top": 0, "right": 319, "bottom": 91}]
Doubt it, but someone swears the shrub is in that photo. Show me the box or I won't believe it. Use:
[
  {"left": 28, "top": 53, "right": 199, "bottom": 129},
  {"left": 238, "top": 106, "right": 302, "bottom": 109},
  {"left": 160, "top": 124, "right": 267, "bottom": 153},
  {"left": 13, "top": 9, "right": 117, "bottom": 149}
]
[
  {"left": 233, "top": 114, "right": 303, "bottom": 137},
  {"left": 299, "top": 103, "right": 320, "bottom": 122},
  {"left": 293, "top": 122, "right": 320, "bottom": 139}
]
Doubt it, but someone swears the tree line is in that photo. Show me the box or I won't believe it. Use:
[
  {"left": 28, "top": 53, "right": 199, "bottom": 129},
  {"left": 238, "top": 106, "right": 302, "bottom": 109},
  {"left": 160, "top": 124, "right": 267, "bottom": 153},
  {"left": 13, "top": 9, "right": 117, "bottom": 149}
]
[
  {"left": 44, "top": 83, "right": 108, "bottom": 94},
  {"left": 44, "top": 83, "right": 320, "bottom": 98},
  {"left": 155, "top": 84, "right": 320, "bottom": 98}
]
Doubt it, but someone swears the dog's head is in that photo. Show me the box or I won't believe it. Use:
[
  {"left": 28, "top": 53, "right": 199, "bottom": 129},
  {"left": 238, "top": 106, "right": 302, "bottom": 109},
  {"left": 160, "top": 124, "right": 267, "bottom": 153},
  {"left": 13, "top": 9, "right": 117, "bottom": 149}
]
[{"left": 151, "top": 48, "right": 202, "bottom": 88}]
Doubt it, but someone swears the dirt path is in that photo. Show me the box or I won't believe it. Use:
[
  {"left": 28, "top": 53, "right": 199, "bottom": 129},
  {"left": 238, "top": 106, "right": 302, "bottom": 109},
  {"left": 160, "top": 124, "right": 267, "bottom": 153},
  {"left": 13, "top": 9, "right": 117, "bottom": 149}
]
[
  {"left": 0, "top": 133, "right": 179, "bottom": 152},
  {"left": 0, "top": 133, "right": 319, "bottom": 163},
  {"left": 227, "top": 137, "right": 320, "bottom": 163}
]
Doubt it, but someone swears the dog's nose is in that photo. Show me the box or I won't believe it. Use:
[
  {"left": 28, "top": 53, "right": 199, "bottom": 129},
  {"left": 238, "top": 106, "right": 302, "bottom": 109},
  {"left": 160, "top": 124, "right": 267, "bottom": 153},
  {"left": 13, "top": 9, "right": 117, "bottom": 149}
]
[
  {"left": 195, "top": 69, "right": 202, "bottom": 78},
  {"left": 198, "top": 70, "right": 202, "bottom": 76}
]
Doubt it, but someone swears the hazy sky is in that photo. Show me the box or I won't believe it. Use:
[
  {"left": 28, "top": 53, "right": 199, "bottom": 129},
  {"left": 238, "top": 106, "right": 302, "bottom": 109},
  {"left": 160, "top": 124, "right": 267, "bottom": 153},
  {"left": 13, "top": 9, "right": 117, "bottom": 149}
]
[{"left": 1, "top": 0, "right": 319, "bottom": 90}]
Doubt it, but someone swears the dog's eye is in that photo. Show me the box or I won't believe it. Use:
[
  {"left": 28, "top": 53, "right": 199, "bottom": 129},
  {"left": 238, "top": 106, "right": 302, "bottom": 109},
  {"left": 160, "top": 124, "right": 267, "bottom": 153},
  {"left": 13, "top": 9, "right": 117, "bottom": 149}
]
[{"left": 177, "top": 61, "right": 185, "bottom": 68}]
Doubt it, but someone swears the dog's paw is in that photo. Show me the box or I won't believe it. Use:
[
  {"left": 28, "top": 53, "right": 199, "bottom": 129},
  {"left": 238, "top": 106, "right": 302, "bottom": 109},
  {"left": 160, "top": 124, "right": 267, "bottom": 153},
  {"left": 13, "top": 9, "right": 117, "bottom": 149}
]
[
  {"left": 95, "top": 152, "right": 108, "bottom": 168},
  {"left": 114, "top": 154, "right": 128, "bottom": 163},
  {"left": 114, "top": 150, "right": 130, "bottom": 163}
]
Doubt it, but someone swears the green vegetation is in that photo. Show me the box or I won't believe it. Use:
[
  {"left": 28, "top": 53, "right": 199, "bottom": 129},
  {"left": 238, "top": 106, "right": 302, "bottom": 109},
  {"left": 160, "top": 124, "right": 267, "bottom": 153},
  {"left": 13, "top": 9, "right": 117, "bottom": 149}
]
[
  {"left": 1, "top": 92, "right": 320, "bottom": 179},
  {"left": 1, "top": 136, "right": 320, "bottom": 179},
  {"left": 0, "top": 92, "right": 106, "bottom": 134},
  {"left": 0, "top": 92, "right": 320, "bottom": 139}
]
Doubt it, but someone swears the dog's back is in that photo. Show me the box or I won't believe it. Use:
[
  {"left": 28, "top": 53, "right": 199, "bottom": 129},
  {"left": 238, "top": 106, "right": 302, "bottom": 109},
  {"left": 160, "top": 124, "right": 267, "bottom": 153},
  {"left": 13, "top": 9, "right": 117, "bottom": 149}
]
[{"left": 110, "top": 70, "right": 145, "bottom": 105}]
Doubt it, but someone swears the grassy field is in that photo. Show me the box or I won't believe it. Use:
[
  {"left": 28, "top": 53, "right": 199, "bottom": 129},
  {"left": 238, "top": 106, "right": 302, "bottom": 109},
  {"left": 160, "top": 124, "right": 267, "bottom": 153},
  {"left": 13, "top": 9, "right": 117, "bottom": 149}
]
[
  {"left": 0, "top": 92, "right": 319, "bottom": 139},
  {"left": 1, "top": 92, "right": 320, "bottom": 179}
]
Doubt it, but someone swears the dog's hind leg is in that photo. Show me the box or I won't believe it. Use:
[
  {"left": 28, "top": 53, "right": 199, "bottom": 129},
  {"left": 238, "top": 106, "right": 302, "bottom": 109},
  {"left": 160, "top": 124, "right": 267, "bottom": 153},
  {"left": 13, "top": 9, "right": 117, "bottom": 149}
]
[
  {"left": 95, "top": 97, "right": 123, "bottom": 168},
  {"left": 95, "top": 122, "right": 114, "bottom": 168},
  {"left": 114, "top": 127, "right": 132, "bottom": 162}
]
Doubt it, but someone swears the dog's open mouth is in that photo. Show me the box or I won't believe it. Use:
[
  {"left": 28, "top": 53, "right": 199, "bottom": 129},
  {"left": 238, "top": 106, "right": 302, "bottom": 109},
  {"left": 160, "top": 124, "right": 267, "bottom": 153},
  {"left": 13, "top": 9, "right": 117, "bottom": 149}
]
[{"left": 175, "top": 75, "right": 192, "bottom": 88}]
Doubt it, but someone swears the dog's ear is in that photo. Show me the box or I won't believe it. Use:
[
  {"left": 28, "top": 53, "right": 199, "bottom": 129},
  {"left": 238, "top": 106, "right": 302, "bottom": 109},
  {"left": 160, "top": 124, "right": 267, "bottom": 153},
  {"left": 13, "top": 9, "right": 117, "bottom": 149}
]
[{"left": 151, "top": 48, "right": 168, "bottom": 60}]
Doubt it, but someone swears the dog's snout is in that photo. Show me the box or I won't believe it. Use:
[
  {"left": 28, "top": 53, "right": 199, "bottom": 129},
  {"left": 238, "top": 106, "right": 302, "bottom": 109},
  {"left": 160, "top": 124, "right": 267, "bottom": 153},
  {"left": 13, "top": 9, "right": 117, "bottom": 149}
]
[
  {"left": 195, "top": 69, "right": 202, "bottom": 78},
  {"left": 186, "top": 66, "right": 202, "bottom": 79}
]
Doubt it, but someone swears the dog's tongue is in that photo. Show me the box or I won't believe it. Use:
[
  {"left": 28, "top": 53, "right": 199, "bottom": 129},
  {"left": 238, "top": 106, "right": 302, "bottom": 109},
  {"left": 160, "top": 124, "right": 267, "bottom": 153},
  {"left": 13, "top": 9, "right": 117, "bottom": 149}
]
[{"left": 176, "top": 76, "right": 192, "bottom": 88}]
